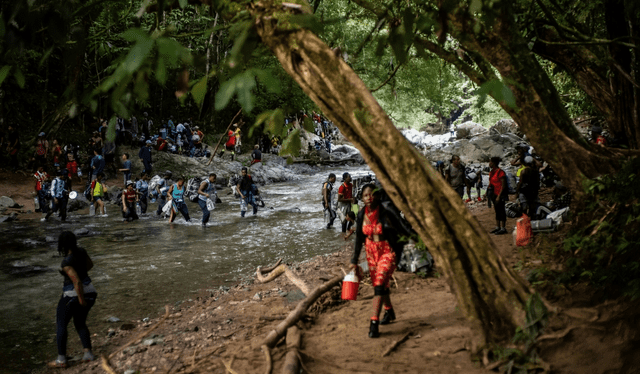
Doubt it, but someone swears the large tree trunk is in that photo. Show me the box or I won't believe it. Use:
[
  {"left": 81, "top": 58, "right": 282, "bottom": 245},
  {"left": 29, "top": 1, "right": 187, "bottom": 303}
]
[
  {"left": 251, "top": 1, "right": 533, "bottom": 350},
  {"left": 443, "top": 5, "right": 628, "bottom": 193}
]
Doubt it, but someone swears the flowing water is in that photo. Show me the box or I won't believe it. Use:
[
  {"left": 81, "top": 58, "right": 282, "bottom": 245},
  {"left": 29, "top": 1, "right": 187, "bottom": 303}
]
[{"left": 0, "top": 166, "right": 370, "bottom": 373}]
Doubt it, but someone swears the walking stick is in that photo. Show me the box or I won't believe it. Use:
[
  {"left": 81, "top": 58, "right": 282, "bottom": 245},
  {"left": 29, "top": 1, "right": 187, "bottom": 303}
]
[{"left": 206, "top": 109, "right": 243, "bottom": 166}]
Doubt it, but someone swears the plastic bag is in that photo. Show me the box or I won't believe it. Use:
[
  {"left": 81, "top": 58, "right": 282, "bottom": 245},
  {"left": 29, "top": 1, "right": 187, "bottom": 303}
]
[
  {"left": 162, "top": 200, "right": 172, "bottom": 215},
  {"left": 516, "top": 213, "right": 533, "bottom": 247},
  {"left": 206, "top": 198, "right": 215, "bottom": 211}
]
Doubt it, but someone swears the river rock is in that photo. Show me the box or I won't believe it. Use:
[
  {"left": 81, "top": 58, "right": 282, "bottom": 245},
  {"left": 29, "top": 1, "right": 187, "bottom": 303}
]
[
  {"left": 252, "top": 292, "right": 262, "bottom": 301},
  {"left": 67, "top": 195, "right": 90, "bottom": 212},
  {"left": 0, "top": 213, "right": 18, "bottom": 223},
  {"left": 73, "top": 228, "right": 90, "bottom": 236},
  {"left": 45, "top": 236, "right": 57, "bottom": 243},
  {"left": 0, "top": 196, "right": 20, "bottom": 209},
  {"left": 490, "top": 118, "right": 524, "bottom": 137},
  {"left": 455, "top": 121, "right": 486, "bottom": 139},
  {"left": 107, "top": 316, "right": 121, "bottom": 323}
]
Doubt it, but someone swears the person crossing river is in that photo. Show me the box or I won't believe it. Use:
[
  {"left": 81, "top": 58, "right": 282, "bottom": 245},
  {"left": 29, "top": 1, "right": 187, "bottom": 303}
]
[
  {"left": 197, "top": 172, "right": 217, "bottom": 227},
  {"left": 167, "top": 176, "right": 191, "bottom": 223}
]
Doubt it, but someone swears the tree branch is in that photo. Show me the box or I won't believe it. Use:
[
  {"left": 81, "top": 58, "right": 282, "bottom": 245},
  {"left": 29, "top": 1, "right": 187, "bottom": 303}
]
[{"left": 414, "top": 37, "right": 486, "bottom": 85}]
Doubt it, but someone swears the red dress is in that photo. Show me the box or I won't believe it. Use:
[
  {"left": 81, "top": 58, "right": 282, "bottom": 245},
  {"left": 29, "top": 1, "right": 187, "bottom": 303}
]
[{"left": 362, "top": 206, "right": 397, "bottom": 288}]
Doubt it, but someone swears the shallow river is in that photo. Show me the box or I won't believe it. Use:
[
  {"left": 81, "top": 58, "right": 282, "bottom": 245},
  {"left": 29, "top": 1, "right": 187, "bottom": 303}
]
[{"left": 0, "top": 166, "right": 370, "bottom": 373}]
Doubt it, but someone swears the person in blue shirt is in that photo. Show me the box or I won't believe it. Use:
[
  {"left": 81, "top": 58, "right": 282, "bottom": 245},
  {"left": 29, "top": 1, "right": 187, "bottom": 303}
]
[
  {"left": 138, "top": 140, "right": 153, "bottom": 174},
  {"left": 136, "top": 172, "right": 150, "bottom": 214},
  {"left": 119, "top": 153, "right": 132, "bottom": 185},
  {"left": 197, "top": 173, "right": 217, "bottom": 227},
  {"left": 90, "top": 149, "right": 105, "bottom": 181},
  {"left": 167, "top": 176, "right": 190, "bottom": 223}
]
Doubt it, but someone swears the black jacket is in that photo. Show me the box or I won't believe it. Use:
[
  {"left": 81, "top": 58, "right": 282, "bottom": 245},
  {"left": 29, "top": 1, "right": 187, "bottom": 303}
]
[{"left": 351, "top": 201, "right": 415, "bottom": 264}]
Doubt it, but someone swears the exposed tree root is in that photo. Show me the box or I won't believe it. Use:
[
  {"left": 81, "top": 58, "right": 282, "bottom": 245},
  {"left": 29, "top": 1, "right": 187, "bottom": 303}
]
[
  {"left": 100, "top": 355, "right": 117, "bottom": 374},
  {"left": 262, "top": 275, "right": 342, "bottom": 348},
  {"left": 261, "top": 345, "right": 272, "bottom": 374},
  {"left": 282, "top": 326, "right": 301, "bottom": 374},
  {"left": 222, "top": 355, "right": 240, "bottom": 374},
  {"left": 256, "top": 261, "right": 311, "bottom": 296},
  {"left": 109, "top": 305, "right": 170, "bottom": 360},
  {"left": 382, "top": 331, "right": 413, "bottom": 357}
]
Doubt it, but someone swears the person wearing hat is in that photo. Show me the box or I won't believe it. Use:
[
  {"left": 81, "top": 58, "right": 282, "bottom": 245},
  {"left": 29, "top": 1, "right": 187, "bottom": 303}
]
[
  {"left": 337, "top": 172, "right": 356, "bottom": 234},
  {"left": 35, "top": 132, "right": 49, "bottom": 168},
  {"left": 122, "top": 180, "right": 139, "bottom": 222},
  {"left": 44, "top": 169, "right": 69, "bottom": 222},
  {"left": 138, "top": 140, "right": 153, "bottom": 174},
  {"left": 516, "top": 155, "right": 540, "bottom": 218}
]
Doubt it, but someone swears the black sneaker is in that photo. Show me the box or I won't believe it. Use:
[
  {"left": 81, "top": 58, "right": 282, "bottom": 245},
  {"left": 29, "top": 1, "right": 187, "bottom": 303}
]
[
  {"left": 380, "top": 308, "right": 396, "bottom": 325},
  {"left": 496, "top": 227, "right": 508, "bottom": 235},
  {"left": 490, "top": 226, "right": 501, "bottom": 234}
]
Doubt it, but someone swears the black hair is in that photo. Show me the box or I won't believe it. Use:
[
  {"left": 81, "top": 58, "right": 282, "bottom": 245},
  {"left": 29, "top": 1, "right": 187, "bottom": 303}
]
[
  {"left": 328, "top": 173, "right": 336, "bottom": 180},
  {"left": 123, "top": 153, "right": 129, "bottom": 159},
  {"left": 177, "top": 176, "right": 185, "bottom": 182},
  {"left": 361, "top": 183, "right": 379, "bottom": 195},
  {"left": 94, "top": 148, "right": 102, "bottom": 155},
  {"left": 490, "top": 156, "right": 502, "bottom": 165},
  {"left": 98, "top": 172, "right": 105, "bottom": 178},
  {"left": 209, "top": 172, "right": 217, "bottom": 177},
  {"left": 347, "top": 211, "right": 356, "bottom": 220},
  {"left": 58, "top": 231, "right": 78, "bottom": 256},
  {"left": 241, "top": 167, "right": 248, "bottom": 172}
]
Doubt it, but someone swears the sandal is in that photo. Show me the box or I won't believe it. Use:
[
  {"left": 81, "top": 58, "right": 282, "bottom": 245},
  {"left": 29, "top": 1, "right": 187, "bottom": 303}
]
[{"left": 47, "top": 360, "right": 68, "bottom": 368}]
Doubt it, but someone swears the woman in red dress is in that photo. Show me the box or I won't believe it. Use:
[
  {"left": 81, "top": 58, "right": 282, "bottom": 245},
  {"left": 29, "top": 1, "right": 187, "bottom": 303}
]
[{"left": 350, "top": 184, "right": 415, "bottom": 338}]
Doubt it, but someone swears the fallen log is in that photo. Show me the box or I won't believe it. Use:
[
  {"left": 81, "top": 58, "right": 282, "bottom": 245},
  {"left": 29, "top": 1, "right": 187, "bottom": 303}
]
[
  {"left": 256, "top": 264, "right": 311, "bottom": 296},
  {"left": 282, "top": 326, "right": 301, "bottom": 374},
  {"left": 262, "top": 275, "right": 342, "bottom": 348}
]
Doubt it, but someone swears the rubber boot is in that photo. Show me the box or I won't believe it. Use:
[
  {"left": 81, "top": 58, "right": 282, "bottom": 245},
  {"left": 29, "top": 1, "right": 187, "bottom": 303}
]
[
  {"left": 380, "top": 308, "right": 396, "bottom": 325},
  {"left": 369, "top": 320, "right": 380, "bottom": 338}
]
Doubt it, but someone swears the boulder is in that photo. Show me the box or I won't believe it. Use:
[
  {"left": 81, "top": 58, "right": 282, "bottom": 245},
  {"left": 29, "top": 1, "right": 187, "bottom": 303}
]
[
  {"left": 67, "top": 195, "right": 90, "bottom": 212},
  {"left": 455, "top": 121, "right": 486, "bottom": 139},
  {"left": 490, "top": 119, "right": 524, "bottom": 138},
  {"left": 0, "top": 196, "right": 20, "bottom": 209},
  {"left": 0, "top": 213, "right": 18, "bottom": 223}
]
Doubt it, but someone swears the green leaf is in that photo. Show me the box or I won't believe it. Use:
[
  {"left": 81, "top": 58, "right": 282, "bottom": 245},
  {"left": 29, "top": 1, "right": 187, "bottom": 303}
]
[
  {"left": 106, "top": 116, "right": 117, "bottom": 142},
  {"left": 156, "top": 58, "right": 167, "bottom": 85},
  {"left": 475, "top": 79, "right": 517, "bottom": 109},
  {"left": 265, "top": 109, "right": 284, "bottom": 136},
  {"left": 178, "top": 0, "right": 188, "bottom": 8},
  {"left": 192, "top": 76, "right": 208, "bottom": 108},
  {"left": 124, "top": 39, "right": 154, "bottom": 73},
  {"left": 215, "top": 79, "right": 236, "bottom": 110},
  {"left": 302, "top": 116, "right": 315, "bottom": 132},
  {"left": 121, "top": 28, "right": 149, "bottom": 43},
  {"left": 280, "top": 128, "right": 301, "bottom": 157},
  {"left": 133, "top": 72, "right": 149, "bottom": 102},
  {"left": 14, "top": 68, "right": 25, "bottom": 88},
  {"left": 157, "top": 37, "right": 184, "bottom": 67},
  {"left": 255, "top": 69, "right": 281, "bottom": 94},
  {"left": 0, "top": 65, "right": 12, "bottom": 87},
  {"left": 215, "top": 70, "right": 256, "bottom": 112}
]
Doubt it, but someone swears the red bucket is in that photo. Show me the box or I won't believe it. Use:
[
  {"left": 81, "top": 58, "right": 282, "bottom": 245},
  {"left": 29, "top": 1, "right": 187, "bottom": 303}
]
[{"left": 341, "top": 272, "right": 359, "bottom": 301}]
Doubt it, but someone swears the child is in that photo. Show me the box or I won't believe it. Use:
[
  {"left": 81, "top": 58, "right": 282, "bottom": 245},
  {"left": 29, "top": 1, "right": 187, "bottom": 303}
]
[
  {"left": 90, "top": 173, "right": 107, "bottom": 216},
  {"left": 119, "top": 153, "right": 132, "bottom": 185}
]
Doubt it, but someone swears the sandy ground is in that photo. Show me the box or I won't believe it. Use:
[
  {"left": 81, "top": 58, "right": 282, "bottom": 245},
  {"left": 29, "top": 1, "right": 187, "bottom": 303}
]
[{"left": 2, "top": 169, "right": 639, "bottom": 374}]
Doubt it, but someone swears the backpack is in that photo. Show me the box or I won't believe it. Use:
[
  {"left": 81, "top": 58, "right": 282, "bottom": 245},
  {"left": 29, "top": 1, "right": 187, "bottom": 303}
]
[
  {"left": 52, "top": 178, "right": 66, "bottom": 199},
  {"left": 185, "top": 177, "right": 202, "bottom": 202},
  {"left": 505, "top": 171, "right": 517, "bottom": 194}
]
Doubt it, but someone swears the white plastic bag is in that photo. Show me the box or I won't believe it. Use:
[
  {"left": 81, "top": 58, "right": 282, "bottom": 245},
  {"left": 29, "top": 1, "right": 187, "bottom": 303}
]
[
  {"left": 206, "top": 198, "right": 215, "bottom": 211},
  {"left": 162, "top": 200, "right": 172, "bottom": 215}
]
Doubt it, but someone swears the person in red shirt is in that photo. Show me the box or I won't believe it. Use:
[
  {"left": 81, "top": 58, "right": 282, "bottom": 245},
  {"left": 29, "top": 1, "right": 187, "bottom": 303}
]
[
  {"left": 220, "top": 125, "right": 237, "bottom": 161},
  {"left": 487, "top": 157, "right": 508, "bottom": 235},
  {"left": 337, "top": 172, "right": 356, "bottom": 233},
  {"left": 34, "top": 166, "right": 50, "bottom": 213},
  {"left": 121, "top": 181, "right": 139, "bottom": 222}
]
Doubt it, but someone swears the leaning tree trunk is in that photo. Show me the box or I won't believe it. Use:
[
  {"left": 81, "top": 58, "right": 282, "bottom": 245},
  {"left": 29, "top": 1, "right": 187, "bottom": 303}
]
[{"left": 251, "top": 1, "right": 533, "bottom": 350}]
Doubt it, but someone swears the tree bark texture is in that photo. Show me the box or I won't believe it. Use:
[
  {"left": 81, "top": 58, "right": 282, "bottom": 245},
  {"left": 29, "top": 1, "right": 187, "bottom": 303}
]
[{"left": 251, "top": 1, "right": 533, "bottom": 349}]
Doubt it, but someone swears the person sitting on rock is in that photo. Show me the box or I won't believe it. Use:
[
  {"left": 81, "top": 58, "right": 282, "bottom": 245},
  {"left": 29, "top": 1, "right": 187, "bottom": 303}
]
[{"left": 250, "top": 144, "right": 262, "bottom": 165}]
